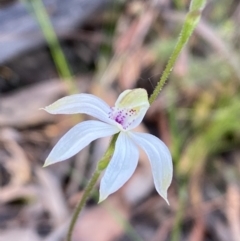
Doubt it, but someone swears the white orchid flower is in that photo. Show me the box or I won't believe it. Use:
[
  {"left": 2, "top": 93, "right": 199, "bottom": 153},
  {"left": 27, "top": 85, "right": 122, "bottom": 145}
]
[{"left": 42, "top": 89, "right": 173, "bottom": 203}]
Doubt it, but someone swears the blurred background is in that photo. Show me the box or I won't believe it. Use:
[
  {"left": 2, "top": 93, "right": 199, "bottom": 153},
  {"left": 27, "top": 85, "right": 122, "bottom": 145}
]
[{"left": 0, "top": 0, "right": 240, "bottom": 240}]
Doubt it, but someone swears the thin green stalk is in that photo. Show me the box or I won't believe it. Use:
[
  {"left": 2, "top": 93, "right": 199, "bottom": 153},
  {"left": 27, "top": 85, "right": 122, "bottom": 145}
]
[
  {"left": 97, "top": 133, "right": 119, "bottom": 171},
  {"left": 67, "top": 169, "right": 101, "bottom": 241},
  {"left": 148, "top": 0, "right": 206, "bottom": 104},
  {"left": 22, "top": 0, "right": 76, "bottom": 93},
  {"left": 67, "top": 133, "right": 119, "bottom": 241}
]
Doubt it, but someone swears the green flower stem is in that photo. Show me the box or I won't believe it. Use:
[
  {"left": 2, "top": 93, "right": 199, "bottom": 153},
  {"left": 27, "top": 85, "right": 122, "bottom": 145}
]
[
  {"left": 67, "top": 133, "right": 119, "bottom": 241},
  {"left": 97, "top": 133, "right": 119, "bottom": 171},
  {"left": 67, "top": 169, "right": 101, "bottom": 241},
  {"left": 148, "top": 0, "right": 206, "bottom": 104}
]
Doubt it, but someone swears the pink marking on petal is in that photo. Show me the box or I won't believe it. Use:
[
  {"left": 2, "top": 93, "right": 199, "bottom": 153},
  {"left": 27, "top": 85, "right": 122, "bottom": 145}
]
[{"left": 108, "top": 107, "right": 139, "bottom": 130}]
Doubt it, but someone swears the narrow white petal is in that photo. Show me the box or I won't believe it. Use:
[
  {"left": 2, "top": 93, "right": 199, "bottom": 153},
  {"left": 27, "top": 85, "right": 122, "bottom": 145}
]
[
  {"left": 129, "top": 132, "right": 172, "bottom": 204},
  {"left": 44, "top": 121, "right": 119, "bottom": 166},
  {"left": 42, "top": 94, "right": 116, "bottom": 125},
  {"left": 99, "top": 132, "right": 139, "bottom": 202}
]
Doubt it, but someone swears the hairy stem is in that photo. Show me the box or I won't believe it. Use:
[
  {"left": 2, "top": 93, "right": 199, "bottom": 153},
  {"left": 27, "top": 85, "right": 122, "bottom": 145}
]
[
  {"left": 148, "top": 0, "right": 206, "bottom": 104},
  {"left": 67, "top": 169, "right": 101, "bottom": 241}
]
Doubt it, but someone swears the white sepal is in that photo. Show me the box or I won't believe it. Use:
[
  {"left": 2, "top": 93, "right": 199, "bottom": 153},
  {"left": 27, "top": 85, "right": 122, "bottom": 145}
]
[
  {"left": 42, "top": 94, "right": 116, "bottom": 125},
  {"left": 99, "top": 132, "right": 139, "bottom": 202},
  {"left": 44, "top": 120, "right": 119, "bottom": 167},
  {"left": 129, "top": 132, "right": 172, "bottom": 204}
]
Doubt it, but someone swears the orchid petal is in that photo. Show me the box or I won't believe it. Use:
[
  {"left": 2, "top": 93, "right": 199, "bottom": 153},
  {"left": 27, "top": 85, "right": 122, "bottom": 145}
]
[
  {"left": 109, "top": 89, "right": 150, "bottom": 131},
  {"left": 42, "top": 94, "right": 116, "bottom": 125},
  {"left": 44, "top": 120, "right": 119, "bottom": 167},
  {"left": 129, "top": 132, "right": 172, "bottom": 204},
  {"left": 99, "top": 132, "right": 139, "bottom": 202},
  {"left": 115, "top": 89, "right": 149, "bottom": 109},
  {"left": 126, "top": 104, "right": 149, "bottom": 130}
]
